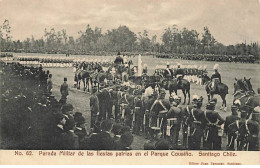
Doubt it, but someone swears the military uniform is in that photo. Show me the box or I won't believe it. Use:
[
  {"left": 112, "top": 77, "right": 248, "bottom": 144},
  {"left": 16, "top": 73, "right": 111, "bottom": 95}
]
[
  {"left": 133, "top": 93, "right": 144, "bottom": 135},
  {"left": 224, "top": 106, "right": 240, "bottom": 150},
  {"left": 203, "top": 102, "right": 225, "bottom": 150},
  {"left": 90, "top": 89, "right": 100, "bottom": 129},
  {"left": 60, "top": 78, "right": 69, "bottom": 104},
  {"left": 166, "top": 102, "right": 182, "bottom": 148}
]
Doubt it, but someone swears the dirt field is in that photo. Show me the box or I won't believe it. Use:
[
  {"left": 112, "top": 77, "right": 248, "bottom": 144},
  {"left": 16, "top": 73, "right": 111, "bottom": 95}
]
[{"left": 13, "top": 53, "right": 260, "bottom": 149}]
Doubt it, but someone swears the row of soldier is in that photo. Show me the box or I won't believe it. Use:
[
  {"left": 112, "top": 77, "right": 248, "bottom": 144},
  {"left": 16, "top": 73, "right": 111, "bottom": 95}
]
[
  {"left": 89, "top": 82, "right": 259, "bottom": 150},
  {"left": 155, "top": 54, "right": 258, "bottom": 63}
]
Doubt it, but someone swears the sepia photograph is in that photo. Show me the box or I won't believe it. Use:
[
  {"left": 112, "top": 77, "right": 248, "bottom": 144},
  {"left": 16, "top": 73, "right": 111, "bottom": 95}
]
[{"left": 0, "top": 0, "right": 260, "bottom": 165}]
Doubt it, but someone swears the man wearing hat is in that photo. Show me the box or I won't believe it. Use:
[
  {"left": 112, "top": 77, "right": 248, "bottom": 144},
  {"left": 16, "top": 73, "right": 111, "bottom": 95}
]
[
  {"left": 246, "top": 106, "right": 260, "bottom": 151},
  {"left": 150, "top": 88, "right": 170, "bottom": 138},
  {"left": 60, "top": 77, "right": 69, "bottom": 104},
  {"left": 186, "top": 95, "right": 205, "bottom": 150},
  {"left": 210, "top": 64, "right": 221, "bottom": 93},
  {"left": 163, "top": 62, "right": 173, "bottom": 79},
  {"left": 175, "top": 63, "right": 185, "bottom": 86},
  {"left": 90, "top": 86, "right": 100, "bottom": 130},
  {"left": 203, "top": 101, "right": 225, "bottom": 150},
  {"left": 133, "top": 90, "right": 143, "bottom": 135},
  {"left": 224, "top": 105, "right": 240, "bottom": 150},
  {"left": 166, "top": 95, "right": 182, "bottom": 149}
]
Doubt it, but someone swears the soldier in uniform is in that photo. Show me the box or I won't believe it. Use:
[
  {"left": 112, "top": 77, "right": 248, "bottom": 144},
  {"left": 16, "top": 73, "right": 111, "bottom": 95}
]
[
  {"left": 247, "top": 106, "right": 260, "bottom": 151},
  {"left": 47, "top": 74, "right": 53, "bottom": 95},
  {"left": 163, "top": 62, "right": 174, "bottom": 79},
  {"left": 89, "top": 86, "right": 100, "bottom": 131},
  {"left": 210, "top": 64, "right": 221, "bottom": 92},
  {"left": 175, "top": 63, "right": 185, "bottom": 86},
  {"left": 166, "top": 95, "right": 182, "bottom": 149},
  {"left": 60, "top": 77, "right": 69, "bottom": 104},
  {"left": 133, "top": 90, "right": 143, "bottom": 135},
  {"left": 224, "top": 105, "right": 240, "bottom": 150},
  {"left": 150, "top": 89, "right": 170, "bottom": 138},
  {"left": 203, "top": 101, "right": 225, "bottom": 150},
  {"left": 186, "top": 95, "right": 206, "bottom": 150}
]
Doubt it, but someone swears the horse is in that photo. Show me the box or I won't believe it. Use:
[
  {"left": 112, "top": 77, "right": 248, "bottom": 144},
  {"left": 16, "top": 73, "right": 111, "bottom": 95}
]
[
  {"left": 205, "top": 80, "right": 228, "bottom": 111},
  {"left": 233, "top": 77, "right": 259, "bottom": 118},
  {"left": 160, "top": 78, "right": 191, "bottom": 104},
  {"left": 75, "top": 69, "right": 92, "bottom": 92}
]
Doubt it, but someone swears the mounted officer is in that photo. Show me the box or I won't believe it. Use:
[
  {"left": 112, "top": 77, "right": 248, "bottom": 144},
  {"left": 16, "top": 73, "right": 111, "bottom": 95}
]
[
  {"left": 114, "top": 52, "right": 124, "bottom": 65},
  {"left": 163, "top": 62, "right": 174, "bottom": 79},
  {"left": 210, "top": 64, "right": 221, "bottom": 93},
  {"left": 175, "top": 63, "right": 185, "bottom": 86}
]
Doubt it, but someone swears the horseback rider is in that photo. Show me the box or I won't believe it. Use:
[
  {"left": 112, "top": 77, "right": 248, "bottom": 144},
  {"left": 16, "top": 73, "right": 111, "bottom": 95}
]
[
  {"left": 210, "top": 64, "right": 221, "bottom": 92},
  {"left": 114, "top": 52, "right": 124, "bottom": 64},
  {"left": 175, "top": 63, "right": 185, "bottom": 86},
  {"left": 143, "top": 64, "right": 148, "bottom": 75},
  {"left": 163, "top": 62, "right": 173, "bottom": 79}
]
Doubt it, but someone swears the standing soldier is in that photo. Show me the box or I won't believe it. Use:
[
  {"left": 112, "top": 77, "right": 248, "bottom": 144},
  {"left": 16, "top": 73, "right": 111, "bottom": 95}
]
[
  {"left": 150, "top": 89, "right": 170, "bottom": 138},
  {"left": 224, "top": 105, "right": 240, "bottom": 150},
  {"left": 60, "top": 77, "right": 69, "bottom": 104},
  {"left": 133, "top": 90, "right": 144, "bottom": 135},
  {"left": 203, "top": 101, "right": 225, "bottom": 150},
  {"left": 143, "top": 64, "right": 148, "bottom": 75},
  {"left": 90, "top": 86, "right": 100, "bottom": 131},
  {"left": 247, "top": 106, "right": 260, "bottom": 151},
  {"left": 47, "top": 74, "right": 53, "bottom": 95},
  {"left": 166, "top": 95, "right": 182, "bottom": 149},
  {"left": 187, "top": 96, "right": 205, "bottom": 150}
]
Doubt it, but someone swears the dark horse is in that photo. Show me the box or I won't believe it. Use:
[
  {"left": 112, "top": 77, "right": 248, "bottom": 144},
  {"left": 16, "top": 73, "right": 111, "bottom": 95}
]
[
  {"left": 75, "top": 69, "right": 91, "bottom": 92},
  {"left": 161, "top": 78, "right": 191, "bottom": 104},
  {"left": 234, "top": 77, "right": 259, "bottom": 118},
  {"left": 205, "top": 80, "right": 228, "bottom": 111}
]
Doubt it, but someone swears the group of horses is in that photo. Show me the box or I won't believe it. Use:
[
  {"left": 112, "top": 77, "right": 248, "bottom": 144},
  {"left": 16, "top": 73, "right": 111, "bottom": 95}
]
[{"left": 74, "top": 62, "right": 259, "bottom": 115}]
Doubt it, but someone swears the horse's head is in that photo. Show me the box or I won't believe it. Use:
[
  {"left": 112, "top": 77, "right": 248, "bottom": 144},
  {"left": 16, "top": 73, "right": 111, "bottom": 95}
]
[
  {"left": 234, "top": 77, "right": 247, "bottom": 93},
  {"left": 243, "top": 77, "right": 255, "bottom": 94}
]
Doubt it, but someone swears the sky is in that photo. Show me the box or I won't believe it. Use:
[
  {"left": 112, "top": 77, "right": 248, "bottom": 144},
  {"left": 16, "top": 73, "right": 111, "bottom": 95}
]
[{"left": 0, "top": 0, "right": 260, "bottom": 45}]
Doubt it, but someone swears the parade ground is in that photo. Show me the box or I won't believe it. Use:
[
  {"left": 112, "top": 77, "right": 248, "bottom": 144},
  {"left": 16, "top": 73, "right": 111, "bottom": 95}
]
[{"left": 11, "top": 53, "right": 259, "bottom": 150}]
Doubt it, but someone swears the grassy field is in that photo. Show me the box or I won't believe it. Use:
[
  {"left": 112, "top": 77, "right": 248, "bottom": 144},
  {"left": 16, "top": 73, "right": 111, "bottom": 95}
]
[{"left": 13, "top": 53, "right": 260, "bottom": 149}]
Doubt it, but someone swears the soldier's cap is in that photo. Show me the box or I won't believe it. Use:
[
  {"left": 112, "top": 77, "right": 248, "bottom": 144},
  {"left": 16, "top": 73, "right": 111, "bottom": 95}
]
[
  {"left": 112, "top": 123, "right": 123, "bottom": 135},
  {"left": 160, "top": 89, "right": 166, "bottom": 94},
  {"left": 120, "top": 132, "right": 134, "bottom": 147},
  {"left": 253, "top": 106, "right": 260, "bottom": 114},
  {"left": 155, "top": 139, "right": 170, "bottom": 150},
  {"left": 206, "top": 102, "right": 216, "bottom": 108},
  {"left": 61, "top": 103, "right": 74, "bottom": 113},
  {"left": 74, "top": 112, "right": 82, "bottom": 118},
  {"left": 64, "top": 77, "right": 67, "bottom": 81},
  {"left": 192, "top": 94, "right": 199, "bottom": 101},
  {"left": 231, "top": 105, "right": 238, "bottom": 109},
  {"left": 210, "top": 98, "right": 217, "bottom": 104},
  {"left": 75, "top": 116, "right": 86, "bottom": 125},
  {"left": 55, "top": 112, "right": 65, "bottom": 122}
]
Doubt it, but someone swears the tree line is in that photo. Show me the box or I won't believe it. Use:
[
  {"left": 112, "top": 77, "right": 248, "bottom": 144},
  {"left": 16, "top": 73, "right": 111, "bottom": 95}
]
[{"left": 0, "top": 19, "right": 259, "bottom": 57}]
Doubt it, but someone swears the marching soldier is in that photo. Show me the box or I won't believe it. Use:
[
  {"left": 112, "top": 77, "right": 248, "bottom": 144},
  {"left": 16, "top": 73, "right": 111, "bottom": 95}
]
[
  {"left": 90, "top": 86, "right": 100, "bottom": 131},
  {"left": 60, "top": 77, "right": 69, "bottom": 104},
  {"left": 203, "top": 101, "right": 225, "bottom": 150},
  {"left": 166, "top": 95, "right": 182, "bottom": 149},
  {"left": 224, "top": 105, "right": 240, "bottom": 150}
]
